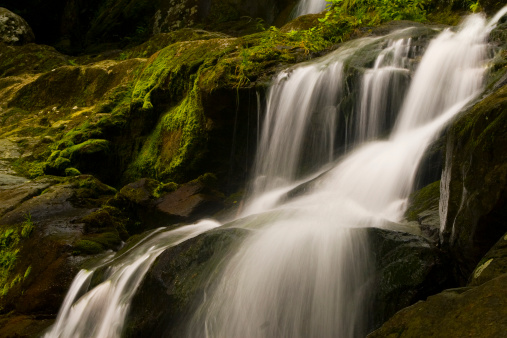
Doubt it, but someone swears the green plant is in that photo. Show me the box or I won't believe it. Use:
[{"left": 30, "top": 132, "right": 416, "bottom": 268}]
[
  {"left": 21, "top": 213, "right": 34, "bottom": 238},
  {"left": 470, "top": 1, "right": 480, "bottom": 13}
]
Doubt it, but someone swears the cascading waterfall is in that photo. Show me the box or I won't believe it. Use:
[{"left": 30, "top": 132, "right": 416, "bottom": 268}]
[
  {"left": 44, "top": 221, "right": 221, "bottom": 337},
  {"left": 187, "top": 13, "right": 496, "bottom": 338},
  {"left": 356, "top": 38, "right": 412, "bottom": 142},
  {"left": 293, "top": 0, "right": 327, "bottom": 17},
  {"left": 44, "top": 9, "right": 506, "bottom": 338}
]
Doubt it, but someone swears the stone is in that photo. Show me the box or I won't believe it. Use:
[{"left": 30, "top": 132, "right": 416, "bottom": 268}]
[
  {"left": 124, "top": 228, "right": 249, "bottom": 337},
  {"left": 0, "top": 7, "right": 35, "bottom": 45},
  {"left": 368, "top": 273, "right": 507, "bottom": 338},
  {"left": 366, "top": 227, "right": 451, "bottom": 330},
  {"left": 469, "top": 231, "right": 507, "bottom": 287},
  {"left": 440, "top": 84, "right": 507, "bottom": 282}
]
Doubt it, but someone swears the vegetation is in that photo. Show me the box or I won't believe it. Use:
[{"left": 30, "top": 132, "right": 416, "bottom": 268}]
[{"left": 0, "top": 213, "right": 35, "bottom": 298}]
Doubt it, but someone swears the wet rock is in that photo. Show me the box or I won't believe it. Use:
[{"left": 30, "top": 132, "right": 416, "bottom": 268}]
[
  {"left": 366, "top": 227, "right": 451, "bottom": 330},
  {"left": 404, "top": 180, "right": 441, "bottom": 243},
  {"left": 469, "top": 231, "right": 507, "bottom": 287},
  {"left": 0, "top": 175, "right": 116, "bottom": 318},
  {"left": 0, "top": 178, "right": 53, "bottom": 217},
  {"left": 368, "top": 273, "right": 507, "bottom": 338},
  {"left": 124, "top": 227, "right": 249, "bottom": 337},
  {"left": 0, "top": 7, "right": 35, "bottom": 45},
  {"left": 440, "top": 84, "right": 507, "bottom": 283},
  {"left": 0, "top": 314, "right": 54, "bottom": 338},
  {"left": 107, "top": 174, "right": 225, "bottom": 234},
  {"left": 479, "top": 0, "right": 507, "bottom": 15},
  {"left": 155, "top": 175, "right": 224, "bottom": 221}
]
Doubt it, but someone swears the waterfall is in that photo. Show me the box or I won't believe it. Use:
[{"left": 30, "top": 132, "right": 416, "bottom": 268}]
[
  {"left": 188, "top": 14, "right": 495, "bottom": 338},
  {"left": 293, "top": 0, "right": 327, "bottom": 17},
  {"left": 44, "top": 221, "right": 221, "bottom": 337},
  {"left": 43, "top": 9, "right": 505, "bottom": 338}
]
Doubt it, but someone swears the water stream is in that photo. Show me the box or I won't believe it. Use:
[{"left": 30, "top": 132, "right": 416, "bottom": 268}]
[
  {"left": 44, "top": 9, "right": 506, "bottom": 338},
  {"left": 293, "top": 0, "right": 327, "bottom": 17}
]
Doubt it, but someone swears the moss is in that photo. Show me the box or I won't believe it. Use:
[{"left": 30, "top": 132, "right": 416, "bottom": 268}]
[
  {"left": 65, "top": 167, "right": 81, "bottom": 176},
  {"left": 60, "top": 139, "right": 110, "bottom": 159},
  {"left": 0, "top": 218, "right": 35, "bottom": 298},
  {"left": 22, "top": 266, "right": 31, "bottom": 280},
  {"left": 153, "top": 182, "right": 179, "bottom": 198},
  {"left": 0, "top": 43, "right": 68, "bottom": 77},
  {"left": 121, "top": 29, "right": 230, "bottom": 60},
  {"left": 72, "top": 240, "right": 104, "bottom": 255},
  {"left": 405, "top": 181, "right": 441, "bottom": 221},
  {"left": 12, "top": 159, "right": 47, "bottom": 179},
  {"left": 80, "top": 206, "right": 129, "bottom": 240}
]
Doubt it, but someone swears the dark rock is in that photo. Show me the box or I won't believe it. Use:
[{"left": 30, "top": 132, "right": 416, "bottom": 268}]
[
  {"left": 479, "top": 0, "right": 507, "bottom": 15},
  {"left": 124, "top": 227, "right": 249, "bottom": 337},
  {"left": 405, "top": 181, "right": 441, "bottom": 243},
  {"left": 0, "top": 175, "right": 116, "bottom": 317},
  {"left": 155, "top": 176, "right": 224, "bottom": 221},
  {"left": 368, "top": 273, "right": 507, "bottom": 338},
  {"left": 440, "top": 84, "right": 507, "bottom": 283},
  {"left": 468, "top": 231, "right": 507, "bottom": 287},
  {"left": 366, "top": 227, "right": 452, "bottom": 330},
  {"left": 0, "top": 314, "right": 54, "bottom": 338},
  {"left": 0, "top": 7, "right": 35, "bottom": 45}
]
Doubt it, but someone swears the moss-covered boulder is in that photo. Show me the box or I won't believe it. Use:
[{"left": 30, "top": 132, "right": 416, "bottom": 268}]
[
  {"left": 440, "top": 84, "right": 507, "bottom": 282},
  {"left": 404, "top": 181, "right": 441, "bottom": 242},
  {"left": 468, "top": 231, "right": 507, "bottom": 287},
  {"left": 367, "top": 227, "right": 451, "bottom": 330},
  {"left": 124, "top": 227, "right": 249, "bottom": 337},
  {"left": 368, "top": 272, "right": 507, "bottom": 338},
  {"left": 0, "top": 175, "right": 116, "bottom": 326},
  {"left": 0, "top": 7, "right": 34, "bottom": 45}
]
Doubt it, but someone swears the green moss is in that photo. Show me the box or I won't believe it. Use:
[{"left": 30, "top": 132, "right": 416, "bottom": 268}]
[
  {"left": 65, "top": 167, "right": 82, "bottom": 176},
  {"left": 73, "top": 240, "right": 104, "bottom": 255},
  {"left": 20, "top": 214, "right": 34, "bottom": 239},
  {"left": 0, "top": 43, "right": 68, "bottom": 77},
  {"left": 405, "top": 181, "right": 441, "bottom": 221},
  {"left": 60, "top": 139, "right": 110, "bottom": 159},
  {"left": 0, "top": 220, "right": 34, "bottom": 297},
  {"left": 153, "top": 182, "right": 179, "bottom": 198},
  {"left": 12, "top": 159, "right": 47, "bottom": 179}
]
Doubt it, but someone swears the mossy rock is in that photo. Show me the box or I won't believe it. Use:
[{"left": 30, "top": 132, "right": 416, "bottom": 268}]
[
  {"left": 0, "top": 175, "right": 117, "bottom": 317},
  {"left": 125, "top": 227, "right": 249, "bottom": 336},
  {"left": 368, "top": 273, "right": 507, "bottom": 338},
  {"left": 440, "top": 84, "right": 507, "bottom": 282},
  {"left": 0, "top": 43, "right": 67, "bottom": 77},
  {"left": 405, "top": 181, "right": 441, "bottom": 223},
  {"left": 469, "top": 232, "right": 507, "bottom": 287}
]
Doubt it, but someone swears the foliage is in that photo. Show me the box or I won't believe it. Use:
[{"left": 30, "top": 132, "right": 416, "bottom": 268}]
[
  {"left": 0, "top": 216, "right": 35, "bottom": 297},
  {"left": 21, "top": 213, "right": 34, "bottom": 238}
]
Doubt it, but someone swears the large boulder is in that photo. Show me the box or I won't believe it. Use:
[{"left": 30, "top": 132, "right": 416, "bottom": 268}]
[
  {"left": 123, "top": 225, "right": 450, "bottom": 336},
  {"left": 124, "top": 227, "right": 249, "bottom": 337},
  {"left": 0, "top": 7, "right": 34, "bottom": 45},
  {"left": 368, "top": 231, "right": 507, "bottom": 338},
  {"left": 368, "top": 273, "right": 507, "bottom": 338},
  {"left": 439, "top": 84, "right": 507, "bottom": 282},
  {"left": 367, "top": 228, "right": 451, "bottom": 330},
  {"left": 0, "top": 175, "right": 117, "bottom": 320}
]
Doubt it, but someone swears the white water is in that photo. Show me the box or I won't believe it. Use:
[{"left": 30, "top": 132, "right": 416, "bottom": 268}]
[
  {"left": 293, "top": 0, "right": 327, "bottom": 17},
  {"left": 188, "top": 13, "right": 497, "bottom": 338},
  {"left": 45, "top": 9, "right": 506, "bottom": 338},
  {"left": 44, "top": 220, "right": 221, "bottom": 338}
]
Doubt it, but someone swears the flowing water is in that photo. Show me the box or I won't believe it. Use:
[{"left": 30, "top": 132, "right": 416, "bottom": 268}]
[
  {"left": 293, "top": 0, "right": 327, "bottom": 17},
  {"left": 44, "top": 9, "right": 506, "bottom": 338}
]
